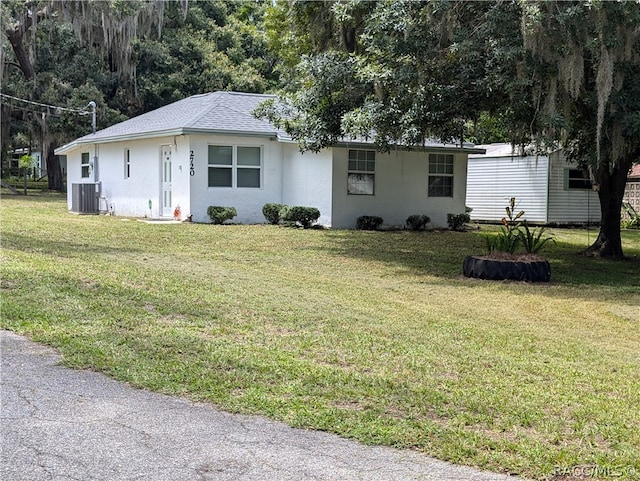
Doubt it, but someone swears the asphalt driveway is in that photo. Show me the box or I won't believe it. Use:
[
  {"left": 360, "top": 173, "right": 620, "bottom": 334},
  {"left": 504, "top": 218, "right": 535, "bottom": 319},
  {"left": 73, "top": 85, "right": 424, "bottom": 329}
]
[{"left": 1, "top": 330, "right": 523, "bottom": 481}]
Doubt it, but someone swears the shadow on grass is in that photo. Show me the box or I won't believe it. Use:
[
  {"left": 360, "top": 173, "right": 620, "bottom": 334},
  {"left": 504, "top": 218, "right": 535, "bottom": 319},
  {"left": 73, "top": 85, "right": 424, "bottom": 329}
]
[
  {"left": 1, "top": 232, "right": 146, "bottom": 257},
  {"left": 318, "top": 229, "right": 640, "bottom": 304}
]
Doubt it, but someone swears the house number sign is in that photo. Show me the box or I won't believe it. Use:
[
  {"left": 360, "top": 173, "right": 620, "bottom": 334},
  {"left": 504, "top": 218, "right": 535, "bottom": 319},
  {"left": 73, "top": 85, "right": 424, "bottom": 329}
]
[{"left": 189, "top": 150, "right": 195, "bottom": 176}]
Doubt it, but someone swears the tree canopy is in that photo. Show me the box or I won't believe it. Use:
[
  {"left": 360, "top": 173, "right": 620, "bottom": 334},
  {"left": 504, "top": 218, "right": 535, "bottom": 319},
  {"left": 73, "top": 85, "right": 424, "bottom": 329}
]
[
  {"left": 1, "top": 0, "right": 278, "bottom": 188},
  {"left": 258, "top": 0, "right": 640, "bottom": 258}
]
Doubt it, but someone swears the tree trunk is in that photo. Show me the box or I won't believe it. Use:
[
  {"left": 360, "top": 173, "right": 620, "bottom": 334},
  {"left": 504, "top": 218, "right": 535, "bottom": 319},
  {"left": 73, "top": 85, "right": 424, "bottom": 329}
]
[
  {"left": 0, "top": 104, "right": 11, "bottom": 171},
  {"left": 46, "top": 142, "right": 64, "bottom": 192},
  {"left": 585, "top": 161, "right": 632, "bottom": 259},
  {"left": 5, "top": 25, "right": 35, "bottom": 80}
]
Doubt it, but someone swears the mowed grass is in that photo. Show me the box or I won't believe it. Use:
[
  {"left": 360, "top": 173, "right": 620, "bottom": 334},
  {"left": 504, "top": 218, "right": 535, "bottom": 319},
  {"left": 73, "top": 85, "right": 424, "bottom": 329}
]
[{"left": 1, "top": 194, "right": 639, "bottom": 480}]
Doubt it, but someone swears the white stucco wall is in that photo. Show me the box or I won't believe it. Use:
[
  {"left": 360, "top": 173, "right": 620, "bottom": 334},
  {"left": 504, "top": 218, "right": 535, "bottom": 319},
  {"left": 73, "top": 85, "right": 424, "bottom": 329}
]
[
  {"left": 65, "top": 136, "right": 469, "bottom": 229},
  {"left": 330, "top": 148, "right": 469, "bottom": 229},
  {"left": 66, "top": 136, "right": 189, "bottom": 218},
  {"left": 466, "top": 154, "right": 550, "bottom": 223},
  {"left": 188, "top": 134, "right": 283, "bottom": 224},
  {"left": 281, "top": 145, "right": 333, "bottom": 226}
]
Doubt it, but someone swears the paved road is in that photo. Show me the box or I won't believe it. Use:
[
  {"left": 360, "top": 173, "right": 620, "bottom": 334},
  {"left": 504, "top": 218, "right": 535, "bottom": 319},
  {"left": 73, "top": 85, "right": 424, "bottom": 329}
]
[{"left": 1, "top": 330, "right": 524, "bottom": 481}]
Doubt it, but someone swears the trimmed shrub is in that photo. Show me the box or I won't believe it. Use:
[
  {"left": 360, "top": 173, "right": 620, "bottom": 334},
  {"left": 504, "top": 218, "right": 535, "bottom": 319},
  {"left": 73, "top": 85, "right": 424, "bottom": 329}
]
[
  {"left": 262, "top": 203, "right": 287, "bottom": 225},
  {"left": 207, "top": 206, "right": 237, "bottom": 224},
  {"left": 281, "top": 206, "right": 320, "bottom": 229},
  {"left": 356, "top": 215, "right": 383, "bottom": 231},
  {"left": 405, "top": 214, "right": 430, "bottom": 231},
  {"left": 447, "top": 212, "right": 470, "bottom": 231}
]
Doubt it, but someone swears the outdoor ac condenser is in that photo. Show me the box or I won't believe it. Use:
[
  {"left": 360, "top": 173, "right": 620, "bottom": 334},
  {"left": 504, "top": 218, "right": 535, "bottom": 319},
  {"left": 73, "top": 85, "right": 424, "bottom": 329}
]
[{"left": 71, "top": 183, "right": 99, "bottom": 214}]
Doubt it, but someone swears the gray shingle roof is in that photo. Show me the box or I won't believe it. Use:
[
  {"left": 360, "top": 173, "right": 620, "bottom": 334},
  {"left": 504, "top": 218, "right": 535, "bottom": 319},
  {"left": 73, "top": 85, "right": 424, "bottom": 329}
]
[
  {"left": 57, "top": 92, "right": 279, "bottom": 153},
  {"left": 56, "top": 90, "right": 485, "bottom": 154}
]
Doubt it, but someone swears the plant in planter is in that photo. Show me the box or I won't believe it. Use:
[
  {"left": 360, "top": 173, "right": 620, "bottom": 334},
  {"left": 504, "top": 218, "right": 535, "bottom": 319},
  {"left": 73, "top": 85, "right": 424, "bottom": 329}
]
[
  {"left": 519, "top": 221, "right": 556, "bottom": 254},
  {"left": 485, "top": 197, "right": 524, "bottom": 254},
  {"left": 464, "top": 198, "right": 555, "bottom": 282}
]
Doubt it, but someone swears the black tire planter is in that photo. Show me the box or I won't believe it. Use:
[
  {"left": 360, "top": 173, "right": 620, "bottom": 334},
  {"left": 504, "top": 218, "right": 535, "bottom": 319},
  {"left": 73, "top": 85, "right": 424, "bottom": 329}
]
[{"left": 463, "top": 255, "right": 551, "bottom": 282}]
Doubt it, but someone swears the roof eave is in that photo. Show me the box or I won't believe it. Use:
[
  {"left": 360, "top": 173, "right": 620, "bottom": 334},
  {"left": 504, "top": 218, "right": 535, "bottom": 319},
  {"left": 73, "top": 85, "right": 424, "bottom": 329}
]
[
  {"left": 183, "top": 128, "right": 278, "bottom": 139},
  {"left": 54, "top": 128, "right": 187, "bottom": 154},
  {"left": 332, "top": 140, "right": 485, "bottom": 154},
  {"left": 54, "top": 128, "right": 280, "bottom": 155}
]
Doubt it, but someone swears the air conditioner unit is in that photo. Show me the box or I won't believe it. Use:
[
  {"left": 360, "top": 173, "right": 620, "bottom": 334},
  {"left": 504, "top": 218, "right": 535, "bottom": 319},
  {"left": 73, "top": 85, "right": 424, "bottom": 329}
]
[{"left": 71, "top": 183, "right": 98, "bottom": 214}]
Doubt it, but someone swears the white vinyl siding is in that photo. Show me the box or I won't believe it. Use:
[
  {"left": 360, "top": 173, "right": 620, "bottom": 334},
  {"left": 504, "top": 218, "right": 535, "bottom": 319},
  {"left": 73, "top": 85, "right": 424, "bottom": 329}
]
[
  {"left": 466, "top": 153, "right": 549, "bottom": 223},
  {"left": 547, "top": 151, "right": 600, "bottom": 223},
  {"left": 468, "top": 147, "right": 600, "bottom": 224}
]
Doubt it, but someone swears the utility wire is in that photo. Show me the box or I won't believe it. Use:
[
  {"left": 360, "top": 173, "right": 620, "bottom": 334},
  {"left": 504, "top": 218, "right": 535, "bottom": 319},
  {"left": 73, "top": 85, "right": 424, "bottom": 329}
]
[{"left": 0, "top": 92, "right": 91, "bottom": 114}]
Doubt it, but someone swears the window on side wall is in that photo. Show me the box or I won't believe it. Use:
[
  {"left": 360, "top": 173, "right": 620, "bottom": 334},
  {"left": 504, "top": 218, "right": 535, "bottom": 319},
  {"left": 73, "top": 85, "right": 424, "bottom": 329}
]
[
  {"left": 81, "top": 152, "right": 90, "bottom": 178},
  {"left": 566, "top": 168, "right": 592, "bottom": 190},
  {"left": 347, "top": 149, "right": 375, "bottom": 195},
  {"left": 208, "top": 145, "right": 261, "bottom": 188},
  {"left": 124, "top": 149, "right": 131, "bottom": 179},
  {"left": 428, "top": 153, "right": 454, "bottom": 197},
  {"left": 236, "top": 146, "right": 261, "bottom": 188}
]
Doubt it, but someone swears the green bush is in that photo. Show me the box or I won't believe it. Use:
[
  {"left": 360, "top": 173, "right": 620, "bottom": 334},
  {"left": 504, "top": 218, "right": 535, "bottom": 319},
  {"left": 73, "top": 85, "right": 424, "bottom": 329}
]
[
  {"left": 405, "top": 214, "right": 430, "bottom": 231},
  {"left": 262, "top": 203, "right": 287, "bottom": 225},
  {"left": 356, "top": 215, "right": 384, "bottom": 230},
  {"left": 281, "top": 206, "right": 320, "bottom": 229},
  {"left": 207, "top": 206, "right": 237, "bottom": 224},
  {"left": 447, "top": 213, "right": 470, "bottom": 231}
]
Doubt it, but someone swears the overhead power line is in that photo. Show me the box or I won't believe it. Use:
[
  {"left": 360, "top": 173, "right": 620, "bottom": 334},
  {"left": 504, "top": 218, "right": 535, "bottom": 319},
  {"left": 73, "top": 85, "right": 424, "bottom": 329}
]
[{"left": 0, "top": 93, "right": 92, "bottom": 115}]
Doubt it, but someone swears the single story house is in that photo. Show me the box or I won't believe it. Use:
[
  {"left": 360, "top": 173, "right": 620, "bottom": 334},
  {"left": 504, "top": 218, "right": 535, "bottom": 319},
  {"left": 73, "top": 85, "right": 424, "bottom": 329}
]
[
  {"left": 55, "top": 91, "right": 484, "bottom": 228},
  {"left": 466, "top": 144, "right": 601, "bottom": 225}
]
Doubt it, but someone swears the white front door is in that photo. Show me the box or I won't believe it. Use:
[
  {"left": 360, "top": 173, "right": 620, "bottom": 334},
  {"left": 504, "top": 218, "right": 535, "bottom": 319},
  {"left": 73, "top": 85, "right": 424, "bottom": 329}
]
[{"left": 161, "top": 146, "right": 172, "bottom": 217}]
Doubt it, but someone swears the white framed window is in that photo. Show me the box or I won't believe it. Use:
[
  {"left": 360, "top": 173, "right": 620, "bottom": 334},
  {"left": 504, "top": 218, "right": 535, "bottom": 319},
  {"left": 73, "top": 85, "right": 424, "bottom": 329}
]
[
  {"left": 565, "top": 168, "right": 592, "bottom": 190},
  {"left": 208, "top": 145, "right": 261, "bottom": 188},
  {"left": 81, "top": 152, "right": 90, "bottom": 178},
  {"left": 347, "top": 149, "right": 375, "bottom": 195},
  {"left": 428, "top": 153, "right": 454, "bottom": 197},
  {"left": 124, "top": 149, "right": 131, "bottom": 179}
]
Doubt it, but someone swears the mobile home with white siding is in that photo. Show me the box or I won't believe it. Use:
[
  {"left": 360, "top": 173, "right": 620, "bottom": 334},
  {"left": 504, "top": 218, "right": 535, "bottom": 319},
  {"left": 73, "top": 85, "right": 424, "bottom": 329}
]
[{"left": 466, "top": 144, "right": 601, "bottom": 225}]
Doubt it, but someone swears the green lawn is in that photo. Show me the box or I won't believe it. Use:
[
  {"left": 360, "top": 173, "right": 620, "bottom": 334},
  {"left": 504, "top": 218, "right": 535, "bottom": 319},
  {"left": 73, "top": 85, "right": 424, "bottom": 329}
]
[{"left": 1, "top": 194, "right": 639, "bottom": 480}]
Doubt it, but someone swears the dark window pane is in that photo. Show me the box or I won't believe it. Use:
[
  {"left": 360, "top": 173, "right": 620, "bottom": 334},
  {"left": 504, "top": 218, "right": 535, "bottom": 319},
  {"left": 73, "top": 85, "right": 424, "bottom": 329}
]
[
  {"left": 237, "top": 168, "right": 260, "bottom": 188},
  {"left": 568, "top": 169, "right": 592, "bottom": 189},
  {"left": 209, "top": 167, "right": 232, "bottom": 187},
  {"left": 237, "top": 147, "right": 260, "bottom": 166},
  {"left": 428, "top": 176, "right": 453, "bottom": 197},
  {"left": 208, "top": 146, "right": 232, "bottom": 165}
]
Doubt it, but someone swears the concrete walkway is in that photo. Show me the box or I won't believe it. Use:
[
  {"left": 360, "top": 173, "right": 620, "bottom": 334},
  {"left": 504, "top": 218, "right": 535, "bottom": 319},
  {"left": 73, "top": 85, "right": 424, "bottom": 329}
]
[{"left": 1, "top": 331, "right": 523, "bottom": 481}]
